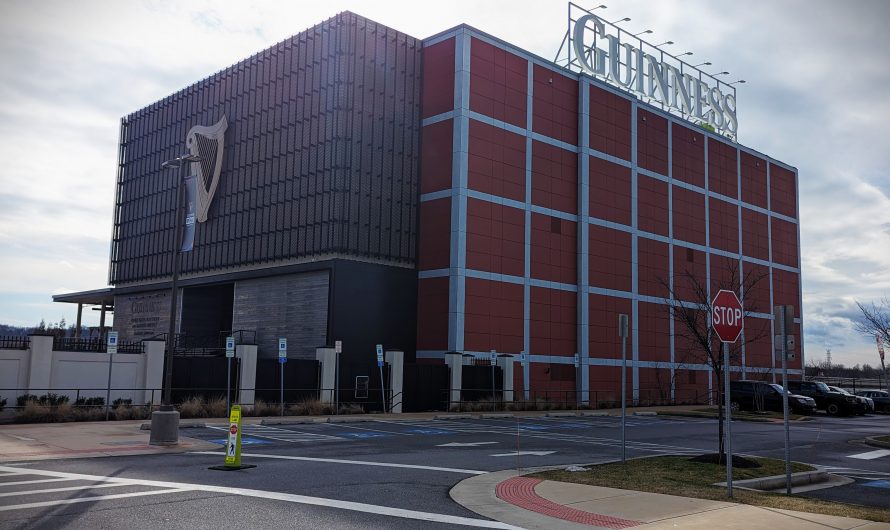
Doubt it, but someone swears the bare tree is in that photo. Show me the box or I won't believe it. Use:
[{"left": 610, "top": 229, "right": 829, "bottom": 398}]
[
  {"left": 658, "top": 259, "right": 770, "bottom": 463},
  {"left": 854, "top": 299, "right": 890, "bottom": 392}
]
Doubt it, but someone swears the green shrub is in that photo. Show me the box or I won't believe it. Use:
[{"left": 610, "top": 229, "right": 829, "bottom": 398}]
[
  {"left": 75, "top": 397, "right": 105, "bottom": 407},
  {"left": 112, "top": 398, "right": 133, "bottom": 407},
  {"left": 288, "top": 398, "right": 335, "bottom": 416},
  {"left": 16, "top": 394, "right": 39, "bottom": 407}
]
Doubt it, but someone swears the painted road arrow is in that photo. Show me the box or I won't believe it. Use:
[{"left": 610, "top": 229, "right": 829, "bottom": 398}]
[
  {"left": 436, "top": 442, "right": 498, "bottom": 447},
  {"left": 490, "top": 451, "right": 555, "bottom": 457}
]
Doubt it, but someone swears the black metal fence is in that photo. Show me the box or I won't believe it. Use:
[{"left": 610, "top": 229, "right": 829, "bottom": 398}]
[
  {"left": 0, "top": 336, "right": 29, "bottom": 350},
  {"left": 51, "top": 338, "right": 144, "bottom": 353}
]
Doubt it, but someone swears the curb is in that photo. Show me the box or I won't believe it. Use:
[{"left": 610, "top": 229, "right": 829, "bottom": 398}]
[
  {"left": 580, "top": 411, "right": 610, "bottom": 417},
  {"left": 481, "top": 413, "right": 514, "bottom": 419},
  {"left": 715, "top": 470, "right": 828, "bottom": 491},
  {"left": 435, "top": 414, "right": 476, "bottom": 420},
  {"left": 545, "top": 412, "right": 578, "bottom": 418},
  {"left": 864, "top": 436, "right": 890, "bottom": 449},
  {"left": 632, "top": 411, "right": 657, "bottom": 417},
  {"left": 261, "top": 417, "right": 329, "bottom": 425},
  {"left": 328, "top": 416, "right": 372, "bottom": 423},
  {"left": 139, "top": 421, "right": 205, "bottom": 430}
]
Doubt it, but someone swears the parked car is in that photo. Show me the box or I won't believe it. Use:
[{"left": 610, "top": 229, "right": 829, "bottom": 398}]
[
  {"left": 786, "top": 380, "right": 858, "bottom": 415},
  {"left": 728, "top": 380, "right": 816, "bottom": 414},
  {"left": 768, "top": 384, "right": 818, "bottom": 415},
  {"left": 828, "top": 386, "right": 872, "bottom": 414},
  {"left": 855, "top": 390, "right": 890, "bottom": 413}
]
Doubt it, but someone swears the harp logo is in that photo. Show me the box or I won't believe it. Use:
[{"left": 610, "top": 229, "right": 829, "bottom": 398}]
[{"left": 185, "top": 116, "right": 228, "bottom": 222}]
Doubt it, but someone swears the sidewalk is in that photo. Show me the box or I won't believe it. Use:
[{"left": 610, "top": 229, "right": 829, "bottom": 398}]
[
  {"left": 0, "top": 420, "right": 217, "bottom": 462},
  {"left": 452, "top": 469, "right": 890, "bottom": 530}
]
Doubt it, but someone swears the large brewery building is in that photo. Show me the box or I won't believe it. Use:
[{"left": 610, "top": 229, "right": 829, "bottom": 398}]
[{"left": 57, "top": 11, "right": 802, "bottom": 407}]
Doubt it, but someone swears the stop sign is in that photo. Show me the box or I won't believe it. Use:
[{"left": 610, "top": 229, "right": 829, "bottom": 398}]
[{"left": 711, "top": 290, "right": 743, "bottom": 343}]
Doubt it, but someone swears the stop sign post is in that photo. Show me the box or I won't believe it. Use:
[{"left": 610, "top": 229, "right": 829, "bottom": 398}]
[{"left": 711, "top": 289, "right": 743, "bottom": 499}]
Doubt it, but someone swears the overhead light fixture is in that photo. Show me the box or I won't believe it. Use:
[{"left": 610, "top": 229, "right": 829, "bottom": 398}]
[
  {"left": 693, "top": 61, "right": 712, "bottom": 67},
  {"left": 655, "top": 40, "right": 674, "bottom": 46},
  {"left": 610, "top": 17, "right": 631, "bottom": 24},
  {"left": 633, "top": 29, "right": 653, "bottom": 37}
]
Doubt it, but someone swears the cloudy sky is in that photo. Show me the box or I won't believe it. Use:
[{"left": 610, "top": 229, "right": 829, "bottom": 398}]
[{"left": 0, "top": 0, "right": 888, "bottom": 367}]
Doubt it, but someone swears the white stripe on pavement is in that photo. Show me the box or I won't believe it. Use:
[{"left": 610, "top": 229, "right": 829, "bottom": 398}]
[
  {"left": 191, "top": 451, "right": 486, "bottom": 475},
  {"left": 0, "top": 478, "right": 76, "bottom": 487},
  {"left": 0, "top": 489, "right": 189, "bottom": 512},
  {"left": 0, "top": 483, "right": 131, "bottom": 497},
  {"left": 847, "top": 449, "right": 890, "bottom": 460},
  {"left": 0, "top": 465, "right": 520, "bottom": 529}
]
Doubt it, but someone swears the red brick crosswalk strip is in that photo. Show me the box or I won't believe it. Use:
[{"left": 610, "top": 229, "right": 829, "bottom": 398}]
[{"left": 495, "top": 477, "right": 642, "bottom": 529}]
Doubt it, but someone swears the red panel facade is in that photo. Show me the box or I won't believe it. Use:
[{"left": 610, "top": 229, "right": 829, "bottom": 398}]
[
  {"left": 589, "top": 156, "right": 632, "bottom": 225},
  {"left": 530, "top": 213, "right": 576, "bottom": 284},
  {"left": 531, "top": 140, "right": 578, "bottom": 214},
  {"left": 422, "top": 38, "right": 455, "bottom": 118},
  {"left": 416, "top": 26, "right": 801, "bottom": 405},
  {"left": 468, "top": 119, "right": 525, "bottom": 201},
  {"left": 637, "top": 109, "right": 669, "bottom": 175},
  {"left": 466, "top": 198, "right": 524, "bottom": 277},
  {"left": 417, "top": 198, "right": 450, "bottom": 270},
  {"left": 532, "top": 65, "right": 578, "bottom": 145},
  {"left": 469, "top": 38, "right": 527, "bottom": 127},
  {"left": 672, "top": 124, "right": 705, "bottom": 187},
  {"left": 672, "top": 187, "right": 706, "bottom": 245},
  {"left": 420, "top": 119, "right": 453, "bottom": 194},
  {"left": 464, "top": 278, "right": 523, "bottom": 353},
  {"left": 708, "top": 138, "right": 738, "bottom": 198},
  {"left": 637, "top": 175, "right": 669, "bottom": 236},
  {"left": 589, "top": 225, "right": 632, "bottom": 292},
  {"left": 589, "top": 85, "right": 632, "bottom": 161},
  {"left": 531, "top": 287, "right": 576, "bottom": 357}
]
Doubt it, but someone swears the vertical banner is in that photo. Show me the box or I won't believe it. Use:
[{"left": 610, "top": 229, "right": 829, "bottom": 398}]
[
  {"left": 878, "top": 335, "right": 885, "bottom": 363},
  {"left": 181, "top": 175, "right": 197, "bottom": 252}
]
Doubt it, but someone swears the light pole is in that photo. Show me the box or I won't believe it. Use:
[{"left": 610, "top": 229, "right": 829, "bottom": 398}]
[{"left": 149, "top": 152, "right": 200, "bottom": 446}]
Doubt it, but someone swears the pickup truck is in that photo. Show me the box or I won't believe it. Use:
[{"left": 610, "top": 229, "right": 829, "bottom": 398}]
[{"left": 786, "top": 380, "right": 858, "bottom": 416}]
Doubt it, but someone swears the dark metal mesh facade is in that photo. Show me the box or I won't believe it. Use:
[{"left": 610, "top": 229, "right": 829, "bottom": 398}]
[{"left": 109, "top": 12, "right": 421, "bottom": 285}]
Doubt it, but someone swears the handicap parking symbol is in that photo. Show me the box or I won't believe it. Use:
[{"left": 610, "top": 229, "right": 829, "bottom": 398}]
[
  {"left": 407, "top": 429, "right": 453, "bottom": 435},
  {"left": 338, "top": 432, "right": 386, "bottom": 439},
  {"left": 211, "top": 436, "right": 270, "bottom": 446}
]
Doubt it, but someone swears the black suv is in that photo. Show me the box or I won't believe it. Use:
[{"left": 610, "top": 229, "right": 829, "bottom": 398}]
[
  {"left": 729, "top": 380, "right": 816, "bottom": 414},
  {"left": 787, "top": 380, "right": 858, "bottom": 415}
]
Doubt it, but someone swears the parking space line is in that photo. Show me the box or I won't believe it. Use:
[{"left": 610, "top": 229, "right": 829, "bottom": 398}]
[
  {"left": 323, "top": 423, "right": 412, "bottom": 436},
  {"left": 847, "top": 449, "right": 890, "bottom": 460}
]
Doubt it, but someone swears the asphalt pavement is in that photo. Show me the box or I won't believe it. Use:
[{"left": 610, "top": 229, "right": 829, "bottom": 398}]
[{"left": 0, "top": 411, "right": 888, "bottom": 528}]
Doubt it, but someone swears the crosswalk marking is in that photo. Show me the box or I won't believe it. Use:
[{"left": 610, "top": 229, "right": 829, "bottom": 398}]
[
  {"left": 206, "top": 424, "right": 347, "bottom": 444},
  {"left": 0, "top": 478, "right": 76, "bottom": 487},
  {"left": 847, "top": 449, "right": 890, "bottom": 460},
  {"left": 0, "top": 465, "right": 520, "bottom": 529},
  {"left": 0, "top": 488, "right": 189, "bottom": 512},
  {"left": 0, "top": 483, "right": 131, "bottom": 498}
]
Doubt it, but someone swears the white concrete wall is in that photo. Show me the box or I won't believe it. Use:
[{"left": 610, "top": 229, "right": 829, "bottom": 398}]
[
  {"left": 49, "top": 351, "right": 145, "bottom": 404},
  {"left": 0, "top": 349, "right": 30, "bottom": 404}
]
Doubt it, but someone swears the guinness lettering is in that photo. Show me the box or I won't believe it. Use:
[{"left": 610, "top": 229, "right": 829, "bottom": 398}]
[{"left": 569, "top": 12, "right": 738, "bottom": 137}]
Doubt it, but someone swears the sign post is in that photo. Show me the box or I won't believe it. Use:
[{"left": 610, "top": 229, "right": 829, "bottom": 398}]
[
  {"left": 376, "top": 344, "right": 385, "bottom": 412},
  {"left": 711, "top": 289, "right": 744, "bottom": 499},
  {"left": 225, "top": 336, "right": 235, "bottom": 415},
  {"left": 490, "top": 350, "right": 497, "bottom": 411},
  {"left": 618, "top": 314, "right": 629, "bottom": 463},
  {"left": 774, "top": 305, "right": 795, "bottom": 494},
  {"left": 334, "top": 340, "right": 341, "bottom": 415},
  {"left": 105, "top": 331, "right": 118, "bottom": 421},
  {"left": 278, "top": 338, "right": 287, "bottom": 416}
]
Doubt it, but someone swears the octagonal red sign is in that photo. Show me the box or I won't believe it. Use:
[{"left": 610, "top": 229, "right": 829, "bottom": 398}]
[{"left": 711, "top": 289, "right": 743, "bottom": 343}]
